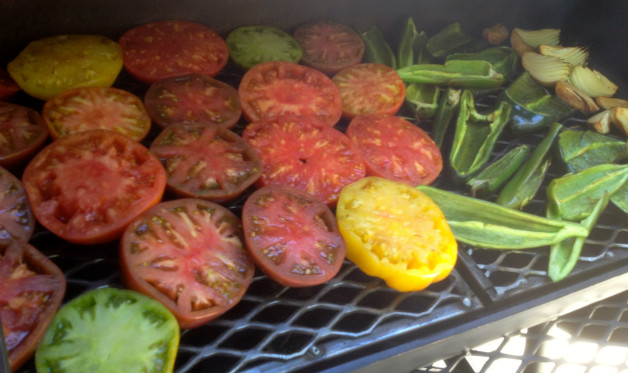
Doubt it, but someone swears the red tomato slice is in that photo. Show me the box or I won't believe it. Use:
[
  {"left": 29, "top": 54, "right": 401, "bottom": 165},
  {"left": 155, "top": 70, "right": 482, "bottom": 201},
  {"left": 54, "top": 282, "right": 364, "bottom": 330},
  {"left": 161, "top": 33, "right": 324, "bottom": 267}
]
[
  {"left": 242, "top": 184, "right": 346, "bottom": 287},
  {"left": 120, "top": 198, "right": 255, "bottom": 329},
  {"left": 42, "top": 86, "right": 151, "bottom": 141},
  {"left": 346, "top": 114, "right": 443, "bottom": 185},
  {"left": 0, "top": 68, "right": 20, "bottom": 100},
  {"left": 22, "top": 129, "right": 166, "bottom": 244},
  {"left": 293, "top": 20, "right": 365, "bottom": 75},
  {"left": 150, "top": 123, "right": 262, "bottom": 202},
  {"left": 239, "top": 61, "right": 343, "bottom": 126},
  {"left": 0, "top": 166, "right": 34, "bottom": 248},
  {"left": 119, "top": 20, "right": 229, "bottom": 83},
  {"left": 0, "top": 102, "right": 49, "bottom": 170},
  {"left": 242, "top": 114, "right": 365, "bottom": 205},
  {"left": 332, "top": 63, "right": 406, "bottom": 118},
  {"left": 0, "top": 242, "right": 65, "bottom": 372},
  {"left": 144, "top": 73, "right": 241, "bottom": 129}
]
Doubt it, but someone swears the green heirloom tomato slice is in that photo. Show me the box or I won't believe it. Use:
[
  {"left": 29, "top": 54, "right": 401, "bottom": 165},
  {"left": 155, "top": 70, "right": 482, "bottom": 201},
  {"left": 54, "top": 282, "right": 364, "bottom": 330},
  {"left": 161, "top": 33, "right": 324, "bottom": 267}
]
[
  {"left": 35, "top": 286, "right": 179, "bottom": 373},
  {"left": 7, "top": 34, "right": 123, "bottom": 100},
  {"left": 226, "top": 25, "right": 303, "bottom": 70},
  {"left": 120, "top": 198, "right": 255, "bottom": 329}
]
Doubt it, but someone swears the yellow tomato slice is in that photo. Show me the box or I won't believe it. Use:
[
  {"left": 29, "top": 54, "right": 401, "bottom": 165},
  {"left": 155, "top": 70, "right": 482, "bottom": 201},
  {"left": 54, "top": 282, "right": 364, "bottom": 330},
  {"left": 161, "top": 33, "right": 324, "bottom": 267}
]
[
  {"left": 8, "top": 34, "right": 123, "bottom": 100},
  {"left": 336, "top": 177, "right": 457, "bottom": 292}
]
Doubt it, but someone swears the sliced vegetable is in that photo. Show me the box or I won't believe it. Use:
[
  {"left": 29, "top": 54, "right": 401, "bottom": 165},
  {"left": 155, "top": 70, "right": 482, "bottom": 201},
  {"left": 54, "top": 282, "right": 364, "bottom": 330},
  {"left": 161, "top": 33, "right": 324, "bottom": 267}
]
[
  {"left": 417, "top": 185, "right": 589, "bottom": 250},
  {"left": 595, "top": 96, "right": 628, "bottom": 110},
  {"left": 36, "top": 287, "right": 179, "bottom": 373},
  {"left": 610, "top": 106, "right": 628, "bottom": 136},
  {"left": 538, "top": 44, "right": 589, "bottom": 66},
  {"left": 586, "top": 110, "right": 612, "bottom": 134},
  {"left": 569, "top": 65, "right": 618, "bottom": 98},
  {"left": 404, "top": 82, "right": 440, "bottom": 119},
  {"left": 397, "top": 60, "right": 506, "bottom": 89},
  {"left": 0, "top": 68, "right": 20, "bottom": 100},
  {"left": 446, "top": 46, "right": 518, "bottom": 80},
  {"left": 0, "top": 166, "right": 34, "bottom": 247},
  {"left": 554, "top": 80, "right": 600, "bottom": 114},
  {"left": 397, "top": 17, "right": 429, "bottom": 68},
  {"left": 556, "top": 129, "right": 627, "bottom": 173},
  {"left": 426, "top": 22, "right": 472, "bottom": 58},
  {"left": 449, "top": 90, "right": 512, "bottom": 180},
  {"left": 510, "top": 27, "right": 560, "bottom": 56},
  {"left": 8, "top": 34, "right": 123, "bottom": 100},
  {"left": 431, "top": 87, "right": 461, "bottom": 148},
  {"left": 497, "top": 121, "right": 562, "bottom": 210},
  {"left": 226, "top": 25, "right": 303, "bottom": 70},
  {"left": 0, "top": 102, "right": 48, "bottom": 170},
  {"left": 337, "top": 177, "right": 457, "bottom": 292},
  {"left": 360, "top": 25, "right": 397, "bottom": 69},
  {"left": 521, "top": 51, "right": 571, "bottom": 87},
  {"left": 466, "top": 144, "right": 530, "bottom": 197},
  {"left": 242, "top": 184, "right": 346, "bottom": 287}
]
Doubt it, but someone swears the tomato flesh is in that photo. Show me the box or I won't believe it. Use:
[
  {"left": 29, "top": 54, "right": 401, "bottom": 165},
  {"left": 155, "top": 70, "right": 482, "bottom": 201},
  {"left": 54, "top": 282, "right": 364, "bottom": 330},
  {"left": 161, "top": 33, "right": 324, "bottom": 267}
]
[
  {"left": 332, "top": 63, "right": 406, "bottom": 118},
  {"left": 1, "top": 242, "right": 65, "bottom": 372},
  {"left": 120, "top": 198, "right": 255, "bottom": 329},
  {"left": 242, "top": 184, "right": 346, "bottom": 287},
  {"left": 0, "top": 166, "right": 34, "bottom": 247},
  {"left": 0, "top": 68, "right": 20, "bottom": 99},
  {"left": 42, "top": 86, "right": 151, "bottom": 141},
  {"left": 22, "top": 130, "right": 166, "bottom": 244},
  {"left": 0, "top": 102, "right": 49, "bottom": 170},
  {"left": 242, "top": 114, "right": 365, "bottom": 206},
  {"left": 336, "top": 177, "right": 457, "bottom": 292},
  {"left": 150, "top": 124, "right": 262, "bottom": 202},
  {"left": 239, "top": 61, "right": 343, "bottom": 126},
  {"left": 119, "top": 20, "right": 229, "bottom": 83},
  {"left": 293, "top": 20, "right": 365, "bottom": 75},
  {"left": 226, "top": 25, "right": 303, "bottom": 70},
  {"left": 346, "top": 114, "right": 443, "bottom": 185},
  {"left": 144, "top": 73, "right": 241, "bottom": 129}
]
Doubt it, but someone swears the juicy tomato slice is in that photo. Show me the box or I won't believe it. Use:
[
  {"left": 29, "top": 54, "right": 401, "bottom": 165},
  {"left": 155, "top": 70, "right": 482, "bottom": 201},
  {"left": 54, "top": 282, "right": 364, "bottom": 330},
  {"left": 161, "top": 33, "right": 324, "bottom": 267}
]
[
  {"left": 0, "top": 102, "right": 48, "bottom": 170},
  {"left": 36, "top": 287, "right": 179, "bottom": 373},
  {"left": 120, "top": 198, "right": 255, "bottom": 329},
  {"left": 336, "top": 177, "right": 457, "bottom": 292},
  {"left": 242, "top": 184, "right": 347, "bottom": 287},
  {"left": 293, "top": 20, "right": 365, "bottom": 75},
  {"left": 7, "top": 34, "right": 123, "bottom": 100},
  {"left": 0, "top": 166, "right": 34, "bottom": 247},
  {"left": 243, "top": 115, "right": 365, "bottom": 206},
  {"left": 1, "top": 242, "right": 65, "bottom": 372},
  {"left": 144, "top": 73, "right": 242, "bottom": 129},
  {"left": 119, "top": 20, "right": 229, "bottom": 84},
  {"left": 239, "top": 61, "right": 343, "bottom": 126},
  {"left": 226, "top": 25, "right": 303, "bottom": 70},
  {"left": 332, "top": 63, "right": 406, "bottom": 118},
  {"left": 150, "top": 123, "right": 262, "bottom": 202},
  {"left": 346, "top": 114, "right": 443, "bottom": 185},
  {"left": 42, "top": 86, "right": 151, "bottom": 141},
  {"left": 22, "top": 129, "right": 166, "bottom": 245},
  {"left": 0, "top": 68, "right": 20, "bottom": 100}
]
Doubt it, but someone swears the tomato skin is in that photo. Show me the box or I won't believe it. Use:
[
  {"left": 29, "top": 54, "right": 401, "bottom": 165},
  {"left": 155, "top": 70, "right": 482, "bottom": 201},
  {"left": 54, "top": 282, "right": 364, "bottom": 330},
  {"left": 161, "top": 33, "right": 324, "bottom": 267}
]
[
  {"left": 346, "top": 114, "right": 443, "bottom": 185},
  {"left": 336, "top": 177, "right": 457, "bottom": 292},
  {"left": 42, "top": 86, "right": 151, "bottom": 141},
  {"left": 120, "top": 198, "right": 255, "bottom": 329},
  {"left": 150, "top": 123, "right": 262, "bottom": 203},
  {"left": 242, "top": 114, "right": 366, "bottom": 206},
  {"left": 1, "top": 242, "right": 66, "bottom": 372},
  {"left": 239, "top": 61, "right": 343, "bottom": 126},
  {"left": 7, "top": 34, "right": 123, "bottom": 100},
  {"left": 144, "top": 73, "right": 242, "bottom": 129},
  {"left": 0, "top": 166, "right": 34, "bottom": 248},
  {"left": 242, "top": 184, "right": 347, "bottom": 287},
  {"left": 0, "top": 68, "right": 20, "bottom": 99},
  {"left": 293, "top": 20, "right": 365, "bottom": 75},
  {"left": 332, "top": 63, "right": 406, "bottom": 118},
  {"left": 119, "top": 20, "right": 229, "bottom": 84},
  {"left": 0, "top": 102, "right": 49, "bottom": 170},
  {"left": 22, "top": 129, "right": 166, "bottom": 244}
]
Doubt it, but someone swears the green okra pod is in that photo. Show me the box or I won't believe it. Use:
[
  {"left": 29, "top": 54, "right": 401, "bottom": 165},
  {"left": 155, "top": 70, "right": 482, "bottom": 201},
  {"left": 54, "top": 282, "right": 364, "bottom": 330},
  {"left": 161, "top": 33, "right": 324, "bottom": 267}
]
[
  {"left": 417, "top": 185, "right": 590, "bottom": 249},
  {"left": 546, "top": 163, "right": 628, "bottom": 221},
  {"left": 397, "top": 60, "right": 505, "bottom": 89},
  {"left": 361, "top": 25, "right": 397, "bottom": 69},
  {"left": 496, "top": 121, "right": 562, "bottom": 210},
  {"left": 431, "top": 87, "right": 461, "bottom": 148},
  {"left": 548, "top": 192, "right": 610, "bottom": 282},
  {"left": 466, "top": 144, "right": 530, "bottom": 197},
  {"left": 449, "top": 90, "right": 512, "bottom": 180},
  {"left": 426, "top": 22, "right": 472, "bottom": 58},
  {"left": 405, "top": 83, "right": 440, "bottom": 119}
]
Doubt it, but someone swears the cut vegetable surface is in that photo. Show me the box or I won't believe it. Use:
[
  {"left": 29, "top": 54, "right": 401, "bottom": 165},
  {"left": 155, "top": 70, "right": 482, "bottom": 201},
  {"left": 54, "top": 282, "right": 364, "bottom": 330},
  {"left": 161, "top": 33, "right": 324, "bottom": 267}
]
[
  {"left": 35, "top": 287, "right": 179, "bottom": 373},
  {"left": 0, "top": 102, "right": 48, "bottom": 170},
  {"left": 0, "top": 166, "right": 34, "bottom": 248},
  {"left": 226, "top": 25, "right": 303, "bottom": 70},
  {"left": 120, "top": 198, "right": 254, "bottom": 329},
  {"left": 336, "top": 177, "right": 457, "bottom": 292}
]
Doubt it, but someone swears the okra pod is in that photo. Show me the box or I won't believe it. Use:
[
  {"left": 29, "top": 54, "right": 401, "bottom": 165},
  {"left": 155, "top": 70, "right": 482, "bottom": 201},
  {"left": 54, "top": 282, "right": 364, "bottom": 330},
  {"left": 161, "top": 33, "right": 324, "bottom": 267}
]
[
  {"left": 418, "top": 185, "right": 590, "bottom": 249},
  {"left": 361, "top": 25, "right": 397, "bottom": 69},
  {"left": 449, "top": 90, "right": 511, "bottom": 180},
  {"left": 426, "top": 22, "right": 472, "bottom": 58},
  {"left": 431, "top": 88, "right": 461, "bottom": 148},
  {"left": 496, "top": 121, "right": 562, "bottom": 209},
  {"left": 397, "top": 60, "right": 505, "bottom": 89},
  {"left": 466, "top": 144, "right": 530, "bottom": 197},
  {"left": 546, "top": 163, "right": 628, "bottom": 221}
]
